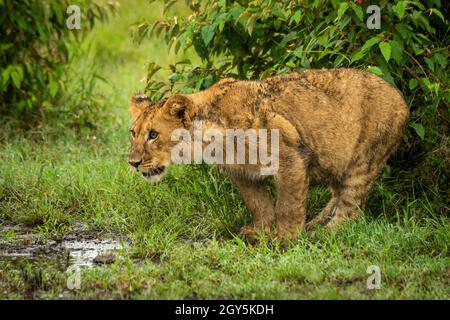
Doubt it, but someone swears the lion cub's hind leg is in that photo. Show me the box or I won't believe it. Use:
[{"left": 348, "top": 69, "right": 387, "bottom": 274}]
[
  {"left": 326, "top": 161, "right": 381, "bottom": 228},
  {"left": 305, "top": 188, "right": 339, "bottom": 231},
  {"left": 327, "top": 138, "right": 399, "bottom": 228},
  {"left": 228, "top": 175, "right": 275, "bottom": 242}
]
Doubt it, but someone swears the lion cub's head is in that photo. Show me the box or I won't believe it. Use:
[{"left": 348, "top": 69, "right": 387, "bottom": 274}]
[{"left": 128, "top": 92, "right": 195, "bottom": 182}]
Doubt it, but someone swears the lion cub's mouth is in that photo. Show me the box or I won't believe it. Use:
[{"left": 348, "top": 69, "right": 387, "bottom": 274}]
[{"left": 142, "top": 166, "right": 165, "bottom": 177}]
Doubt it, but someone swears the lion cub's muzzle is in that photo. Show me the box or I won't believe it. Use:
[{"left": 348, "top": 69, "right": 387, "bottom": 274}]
[
  {"left": 141, "top": 166, "right": 165, "bottom": 177},
  {"left": 128, "top": 159, "right": 142, "bottom": 168}
]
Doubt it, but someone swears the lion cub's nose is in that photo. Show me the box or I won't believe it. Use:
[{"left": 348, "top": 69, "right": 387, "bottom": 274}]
[{"left": 128, "top": 159, "right": 142, "bottom": 168}]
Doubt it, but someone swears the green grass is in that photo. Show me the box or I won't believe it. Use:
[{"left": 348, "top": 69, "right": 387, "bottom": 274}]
[{"left": 0, "top": 0, "right": 449, "bottom": 299}]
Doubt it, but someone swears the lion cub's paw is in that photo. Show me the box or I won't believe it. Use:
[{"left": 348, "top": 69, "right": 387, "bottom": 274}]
[
  {"left": 325, "top": 217, "right": 348, "bottom": 230},
  {"left": 274, "top": 224, "right": 304, "bottom": 242},
  {"left": 304, "top": 221, "right": 317, "bottom": 232},
  {"left": 239, "top": 225, "right": 271, "bottom": 243}
]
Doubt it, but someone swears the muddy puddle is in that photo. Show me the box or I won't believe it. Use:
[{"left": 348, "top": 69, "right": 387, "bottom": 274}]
[{"left": 0, "top": 223, "right": 125, "bottom": 272}]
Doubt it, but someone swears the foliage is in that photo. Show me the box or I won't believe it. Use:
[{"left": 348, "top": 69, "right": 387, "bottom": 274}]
[
  {"left": 0, "top": 0, "right": 448, "bottom": 299},
  {"left": 0, "top": 0, "right": 117, "bottom": 122},
  {"left": 136, "top": 0, "right": 449, "bottom": 214}
]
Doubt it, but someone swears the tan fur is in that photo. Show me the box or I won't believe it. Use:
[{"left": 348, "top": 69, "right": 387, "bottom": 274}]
[{"left": 128, "top": 68, "right": 409, "bottom": 241}]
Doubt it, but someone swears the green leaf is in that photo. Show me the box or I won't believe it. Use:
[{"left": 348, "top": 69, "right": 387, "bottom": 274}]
[
  {"left": 376, "top": 61, "right": 395, "bottom": 84},
  {"left": 430, "top": 8, "right": 445, "bottom": 22},
  {"left": 434, "top": 53, "right": 447, "bottom": 67},
  {"left": 379, "top": 42, "right": 391, "bottom": 62},
  {"left": 352, "top": 37, "right": 380, "bottom": 62},
  {"left": 10, "top": 70, "right": 21, "bottom": 89},
  {"left": 229, "top": 7, "right": 244, "bottom": 21},
  {"left": 168, "top": 72, "right": 182, "bottom": 83},
  {"left": 367, "top": 66, "right": 383, "bottom": 76},
  {"left": 51, "top": 2, "right": 63, "bottom": 24},
  {"left": 411, "top": 42, "right": 424, "bottom": 55},
  {"left": 424, "top": 57, "right": 434, "bottom": 72},
  {"left": 337, "top": 2, "right": 349, "bottom": 19},
  {"left": 361, "top": 36, "right": 380, "bottom": 52},
  {"left": 201, "top": 25, "right": 215, "bottom": 46},
  {"left": 409, "top": 123, "right": 425, "bottom": 140},
  {"left": 334, "top": 55, "right": 345, "bottom": 67},
  {"left": 146, "top": 62, "right": 162, "bottom": 80},
  {"left": 246, "top": 15, "right": 257, "bottom": 36},
  {"left": 218, "top": 17, "right": 226, "bottom": 32},
  {"left": 291, "top": 10, "right": 302, "bottom": 24},
  {"left": 1, "top": 67, "right": 10, "bottom": 88},
  {"left": 293, "top": 47, "right": 303, "bottom": 58},
  {"left": 352, "top": 5, "right": 364, "bottom": 22},
  {"left": 389, "top": 39, "right": 403, "bottom": 64},
  {"left": 394, "top": 1, "right": 407, "bottom": 20},
  {"left": 351, "top": 51, "right": 365, "bottom": 63},
  {"left": 318, "top": 34, "right": 329, "bottom": 48},
  {"left": 409, "top": 79, "right": 418, "bottom": 90},
  {"left": 49, "top": 80, "right": 59, "bottom": 97}
]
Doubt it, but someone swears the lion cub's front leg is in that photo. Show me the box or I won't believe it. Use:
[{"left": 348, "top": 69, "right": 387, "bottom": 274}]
[
  {"left": 228, "top": 175, "right": 275, "bottom": 242},
  {"left": 274, "top": 148, "right": 309, "bottom": 241}
]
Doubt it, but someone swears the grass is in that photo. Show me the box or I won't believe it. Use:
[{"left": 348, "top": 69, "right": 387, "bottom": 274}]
[{"left": 0, "top": 0, "right": 449, "bottom": 299}]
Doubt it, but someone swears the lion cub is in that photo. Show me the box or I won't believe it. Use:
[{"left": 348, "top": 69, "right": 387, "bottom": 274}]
[{"left": 128, "top": 68, "right": 409, "bottom": 241}]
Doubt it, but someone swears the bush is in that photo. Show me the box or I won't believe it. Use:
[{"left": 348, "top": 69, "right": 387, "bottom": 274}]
[
  {"left": 136, "top": 0, "right": 449, "bottom": 214},
  {"left": 0, "top": 0, "right": 116, "bottom": 123}
]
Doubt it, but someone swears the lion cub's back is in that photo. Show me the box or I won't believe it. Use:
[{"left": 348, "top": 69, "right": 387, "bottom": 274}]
[{"left": 275, "top": 68, "right": 409, "bottom": 177}]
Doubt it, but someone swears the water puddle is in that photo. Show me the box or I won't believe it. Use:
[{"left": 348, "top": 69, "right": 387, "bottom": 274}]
[
  {"left": 0, "top": 224, "right": 125, "bottom": 272},
  {"left": 63, "top": 239, "right": 122, "bottom": 268}
]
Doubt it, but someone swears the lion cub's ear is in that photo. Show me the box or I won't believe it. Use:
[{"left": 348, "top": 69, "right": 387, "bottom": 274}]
[
  {"left": 130, "top": 93, "right": 151, "bottom": 121},
  {"left": 165, "top": 94, "right": 195, "bottom": 126}
]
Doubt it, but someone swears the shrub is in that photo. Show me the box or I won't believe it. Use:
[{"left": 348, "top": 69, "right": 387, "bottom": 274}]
[
  {"left": 136, "top": 0, "right": 449, "bottom": 214},
  {"left": 0, "top": 0, "right": 116, "bottom": 123}
]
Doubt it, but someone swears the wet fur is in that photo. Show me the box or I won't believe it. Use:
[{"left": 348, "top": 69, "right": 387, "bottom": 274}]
[{"left": 128, "top": 68, "right": 409, "bottom": 241}]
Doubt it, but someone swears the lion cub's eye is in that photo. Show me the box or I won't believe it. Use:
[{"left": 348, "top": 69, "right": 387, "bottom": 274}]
[
  {"left": 148, "top": 130, "right": 159, "bottom": 140},
  {"left": 130, "top": 130, "right": 136, "bottom": 139}
]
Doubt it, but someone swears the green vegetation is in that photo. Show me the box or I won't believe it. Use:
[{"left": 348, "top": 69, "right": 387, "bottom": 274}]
[
  {"left": 0, "top": 0, "right": 115, "bottom": 125},
  {"left": 0, "top": 0, "right": 448, "bottom": 299},
  {"left": 139, "top": 0, "right": 449, "bottom": 217}
]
